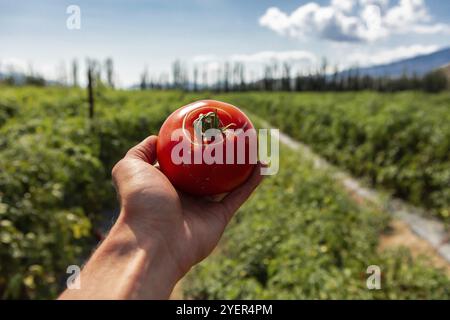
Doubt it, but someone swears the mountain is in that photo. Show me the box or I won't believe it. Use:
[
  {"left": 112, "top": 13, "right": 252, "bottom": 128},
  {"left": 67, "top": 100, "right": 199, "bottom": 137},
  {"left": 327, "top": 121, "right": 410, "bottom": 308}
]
[
  {"left": 340, "top": 47, "right": 450, "bottom": 78},
  {"left": 0, "top": 71, "right": 53, "bottom": 86},
  {"left": 0, "top": 71, "right": 26, "bottom": 84}
]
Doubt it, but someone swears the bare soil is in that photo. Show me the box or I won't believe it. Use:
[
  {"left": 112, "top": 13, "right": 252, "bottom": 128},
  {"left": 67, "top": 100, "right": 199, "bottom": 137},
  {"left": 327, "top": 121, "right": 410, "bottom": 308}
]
[{"left": 379, "top": 219, "right": 450, "bottom": 276}]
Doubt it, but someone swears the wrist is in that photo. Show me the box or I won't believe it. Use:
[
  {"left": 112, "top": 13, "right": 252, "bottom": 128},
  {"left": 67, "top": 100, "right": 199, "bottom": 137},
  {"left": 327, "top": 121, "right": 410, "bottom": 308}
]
[
  {"left": 104, "top": 216, "right": 184, "bottom": 299},
  {"left": 60, "top": 215, "right": 184, "bottom": 300}
]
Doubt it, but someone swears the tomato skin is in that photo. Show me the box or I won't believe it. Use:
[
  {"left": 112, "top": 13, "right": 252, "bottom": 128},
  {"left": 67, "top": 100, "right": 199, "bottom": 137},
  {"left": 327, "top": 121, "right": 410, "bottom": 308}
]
[{"left": 157, "top": 100, "right": 256, "bottom": 196}]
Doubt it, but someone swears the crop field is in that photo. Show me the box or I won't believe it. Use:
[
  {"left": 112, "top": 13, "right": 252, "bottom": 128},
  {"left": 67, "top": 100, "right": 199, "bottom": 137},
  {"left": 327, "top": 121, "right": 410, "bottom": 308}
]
[
  {"left": 219, "top": 92, "right": 450, "bottom": 224},
  {"left": 0, "top": 86, "right": 449, "bottom": 299}
]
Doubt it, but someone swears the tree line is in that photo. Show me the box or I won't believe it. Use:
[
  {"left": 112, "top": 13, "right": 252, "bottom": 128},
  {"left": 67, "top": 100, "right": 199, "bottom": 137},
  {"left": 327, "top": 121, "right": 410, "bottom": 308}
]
[
  {"left": 1, "top": 57, "right": 448, "bottom": 93},
  {"left": 139, "top": 59, "right": 448, "bottom": 93},
  {"left": 0, "top": 58, "right": 115, "bottom": 89}
]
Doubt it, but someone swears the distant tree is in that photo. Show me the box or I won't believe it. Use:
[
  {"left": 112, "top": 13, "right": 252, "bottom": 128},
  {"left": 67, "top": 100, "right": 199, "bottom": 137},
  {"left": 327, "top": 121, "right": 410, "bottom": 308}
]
[
  {"left": 163, "top": 72, "right": 170, "bottom": 89},
  {"left": 193, "top": 65, "right": 199, "bottom": 91},
  {"left": 360, "top": 75, "right": 373, "bottom": 90},
  {"left": 318, "top": 58, "right": 328, "bottom": 91},
  {"left": 3, "top": 65, "right": 16, "bottom": 85},
  {"left": 94, "top": 61, "right": 103, "bottom": 87},
  {"left": 330, "top": 65, "right": 339, "bottom": 91},
  {"left": 202, "top": 68, "right": 208, "bottom": 90},
  {"left": 105, "top": 57, "right": 114, "bottom": 88},
  {"left": 181, "top": 63, "right": 189, "bottom": 90},
  {"left": 24, "top": 74, "right": 46, "bottom": 86},
  {"left": 294, "top": 72, "right": 302, "bottom": 91},
  {"left": 216, "top": 67, "right": 222, "bottom": 92},
  {"left": 282, "top": 62, "right": 292, "bottom": 91},
  {"left": 140, "top": 68, "right": 149, "bottom": 90},
  {"left": 239, "top": 63, "right": 246, "bottom": 91},
  {"left": 353, "top": 67, "right": 360, "bottom": 91},
  {"left": 223, "top": 62, "right": 230, "bottom": 92},
  {"left": 86, "top": 59, "right": 95, "bottom": 119},
  {"left": 72, "top": 59, "right": 79, "bottom": 87},
  {"left": 172, "top": 60, "right": 182, "bottom": 89},
  {"left": 22, "top": 63, "right": 45, "bottom": 86},
  {"left": 423, "top": 70, "right": 448, "bottom": 93},
  {"left": 411, "top": 72, "right": 422, "bottom": 90},
  {"left": 263, "top": 64, "right": 274, "bottom": 91},
  {"left": 56, "top": 61, "right": 68, "bottom": 86}
]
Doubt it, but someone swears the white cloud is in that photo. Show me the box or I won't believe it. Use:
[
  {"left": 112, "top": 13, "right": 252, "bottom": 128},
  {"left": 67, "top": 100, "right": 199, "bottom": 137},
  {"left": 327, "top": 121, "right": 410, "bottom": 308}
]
[
  {"left": 259, "top": 0, "right": 450, "bottom": 43},
  {"left": 331, "top": 0, "right": 356, "bottom": 13},
  {"left": 192, "top": 50, "right": 317, "bottom": 66},
  {"left": 346, "top": 44, "right": 441, "bottom": 66},
  {"left": 412, "top": 23, "right": 450, "bottom": 34},
  {"left": 192, "top": 55, "right": 220, "bottom": 64},
  {"left": 359, "top": 0, "right": 389, "bottom": 8},
  {"left": 230, "top": 50, "right": 317, "bottom": 64},
  {"left": 383, "top": 0, "right": 430, "bottom": 30}
]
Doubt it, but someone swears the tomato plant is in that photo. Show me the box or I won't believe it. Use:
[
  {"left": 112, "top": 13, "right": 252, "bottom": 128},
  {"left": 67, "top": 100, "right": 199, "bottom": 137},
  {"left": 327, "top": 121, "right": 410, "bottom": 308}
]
[{"left": 157, "top": 100, "right": 256, "bottom": 196}]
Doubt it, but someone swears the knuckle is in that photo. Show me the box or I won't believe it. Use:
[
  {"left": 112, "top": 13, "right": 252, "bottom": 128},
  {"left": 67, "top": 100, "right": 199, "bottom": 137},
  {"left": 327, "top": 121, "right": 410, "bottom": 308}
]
[{"left": 111, "top": 159, "right": 125, "bottom": 178}]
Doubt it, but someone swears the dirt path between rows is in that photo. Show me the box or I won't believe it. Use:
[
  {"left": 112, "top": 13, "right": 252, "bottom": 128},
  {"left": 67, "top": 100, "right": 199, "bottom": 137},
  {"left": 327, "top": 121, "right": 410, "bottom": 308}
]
[{"left": 379, "top": 219, "right": 450, "bottom": 275}]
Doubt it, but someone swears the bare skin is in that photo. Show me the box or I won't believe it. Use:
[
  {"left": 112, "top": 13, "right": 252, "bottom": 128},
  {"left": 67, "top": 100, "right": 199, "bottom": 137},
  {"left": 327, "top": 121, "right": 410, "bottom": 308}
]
[{"left": 59, "top": 135, "right": 264, "bottom": 299}]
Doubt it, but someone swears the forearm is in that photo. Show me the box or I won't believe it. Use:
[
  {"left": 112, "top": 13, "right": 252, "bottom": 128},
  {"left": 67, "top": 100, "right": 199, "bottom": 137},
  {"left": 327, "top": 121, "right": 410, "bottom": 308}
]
[{"left": 59, "top": 215, "right": 182, "bottom": 300}]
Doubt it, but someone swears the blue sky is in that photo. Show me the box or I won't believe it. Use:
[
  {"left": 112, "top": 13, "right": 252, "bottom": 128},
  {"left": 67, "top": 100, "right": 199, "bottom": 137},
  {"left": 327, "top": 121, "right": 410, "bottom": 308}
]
[{"left": 1, "top": 0, "right": 449, "bottom": 86}]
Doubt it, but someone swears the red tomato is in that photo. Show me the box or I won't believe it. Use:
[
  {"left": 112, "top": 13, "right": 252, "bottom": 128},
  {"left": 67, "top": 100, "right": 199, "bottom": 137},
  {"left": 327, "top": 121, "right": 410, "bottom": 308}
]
[{"left": 157, "top": 100, "right": 256, "bottom": 196}]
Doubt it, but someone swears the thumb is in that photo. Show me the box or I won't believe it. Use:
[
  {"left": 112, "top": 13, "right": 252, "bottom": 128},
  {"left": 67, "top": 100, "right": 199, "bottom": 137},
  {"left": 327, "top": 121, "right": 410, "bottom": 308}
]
[{"left": 125, "top": 135, "right": 158, "bottom": 164}]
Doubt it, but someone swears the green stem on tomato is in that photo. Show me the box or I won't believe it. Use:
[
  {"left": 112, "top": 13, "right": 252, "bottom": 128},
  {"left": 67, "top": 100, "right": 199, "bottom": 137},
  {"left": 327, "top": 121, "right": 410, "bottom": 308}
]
[{"left": 194, "top": 109, "right": 236, "bottom": 136}]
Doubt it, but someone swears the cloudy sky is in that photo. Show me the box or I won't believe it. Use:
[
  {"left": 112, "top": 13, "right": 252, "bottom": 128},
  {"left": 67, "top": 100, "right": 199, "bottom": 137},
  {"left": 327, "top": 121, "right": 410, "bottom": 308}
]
[{"left": 1, "top": 0, "right": 449, "bottom": 86}]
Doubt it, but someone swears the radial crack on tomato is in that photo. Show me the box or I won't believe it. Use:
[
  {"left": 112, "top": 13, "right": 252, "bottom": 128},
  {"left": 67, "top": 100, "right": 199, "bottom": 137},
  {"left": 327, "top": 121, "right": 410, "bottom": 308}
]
[{"left": 157, "top": 100, "right": 256, "bottom": 196}]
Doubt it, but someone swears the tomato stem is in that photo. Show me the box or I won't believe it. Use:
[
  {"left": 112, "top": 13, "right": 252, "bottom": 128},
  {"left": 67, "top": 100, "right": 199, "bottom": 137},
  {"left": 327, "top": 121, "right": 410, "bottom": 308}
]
[{"left": 194, "top": 109, "right": 236, "bottom": 135}]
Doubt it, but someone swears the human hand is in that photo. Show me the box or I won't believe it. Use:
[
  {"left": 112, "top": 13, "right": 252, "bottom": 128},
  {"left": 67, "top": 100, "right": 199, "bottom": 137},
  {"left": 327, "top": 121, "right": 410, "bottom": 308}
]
[
  {"left": 113, "top": 135, "right": 264, "bottom": 273},
  {"left": 60, "top": 135, "right": 264, "bottom": 299}
]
